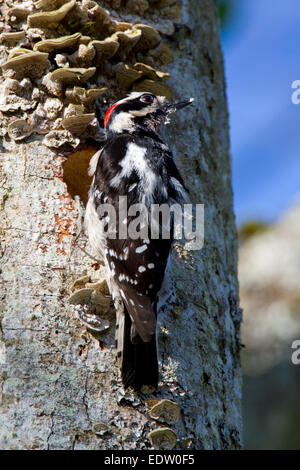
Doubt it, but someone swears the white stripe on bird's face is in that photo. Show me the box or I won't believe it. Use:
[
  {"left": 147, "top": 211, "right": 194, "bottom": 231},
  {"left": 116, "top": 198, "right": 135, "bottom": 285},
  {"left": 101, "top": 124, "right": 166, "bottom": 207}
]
[{"left": 109, "top": 111, "right": 135, "bottom": 134}]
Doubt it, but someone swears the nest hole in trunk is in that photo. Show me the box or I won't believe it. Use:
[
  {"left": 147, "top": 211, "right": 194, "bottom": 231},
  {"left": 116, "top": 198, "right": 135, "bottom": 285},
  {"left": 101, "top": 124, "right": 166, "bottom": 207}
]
[{"left": 62, "top": 145, "right": 99, "bottom": 206}]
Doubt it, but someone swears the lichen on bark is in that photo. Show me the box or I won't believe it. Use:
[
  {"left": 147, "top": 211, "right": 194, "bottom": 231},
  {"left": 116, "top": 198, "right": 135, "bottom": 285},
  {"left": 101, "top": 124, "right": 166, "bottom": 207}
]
[{"left": 0, "top": 0, "right": 242, "bottom": 450}]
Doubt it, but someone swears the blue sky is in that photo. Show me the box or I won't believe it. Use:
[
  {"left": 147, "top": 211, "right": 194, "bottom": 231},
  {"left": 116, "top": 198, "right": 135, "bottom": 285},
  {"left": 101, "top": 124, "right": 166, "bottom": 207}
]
[{"left": 221, "top": 0, "right": 300, "bottom": 225}]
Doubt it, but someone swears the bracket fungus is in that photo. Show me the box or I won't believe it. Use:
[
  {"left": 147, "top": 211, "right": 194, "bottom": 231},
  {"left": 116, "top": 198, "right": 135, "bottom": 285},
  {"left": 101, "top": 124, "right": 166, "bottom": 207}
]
[
  {"left": 0, "top": 31, "right": 26, "bottom": 44},
  {"left": 85, "top": 279, "right": 110, "bottom": 295},
  {"left": 8, "top": 119, "right": 33, "bottom": 141},
  {"left": 134, "top": 62, "right": 170, "bottom": 81},
  {"left": 42, "top": 67, "right": 96, "bottom": 97},
  {"left": 1, "top": 51, "right": 50, "bottom": 80},
  {"left": 65, "top": 86, "right": 107, "bottom": 106},
  {"left": 111, "top": 29, "right": 142, "bottom": 60},
  {"left": 92, "top": 422, "right": 109, "bottom": 436},
  {"left": 115, "top": 63, "right": 142, "bottom": 89},
  {"left": 90, "top": 38, "right": 120, "bottom": 66},
  {"left": 110, "top": 20, "right": 133, "bottom": 33},
  {"left": 63, "top": 103, "right": 86, "bottom": 117},
  {"left": 44, "top": 129, "right": 80, "bottom": 148},
  {"left": 148, "top": 399, "right": 181, "bottom": 424},
  {"left": 79, "top": 35, "right": 92, "bottom": 45},
  {"left": 70, "top": 275, "right": 91, "bottom": 292},
  {"left": 35, "top": 97, "right": 63, "bottom": 122},
  {"left": 69, "top": 277, "right": 111, "bottom": 301},
  {"left": 148, "top": 428, "right": 177, "bottom": 450},
  {"left": 80, "top": 0, "right": 111, "bottom": 37},
  {"left": 68, "top": 288, "right": 95, "bottom": 305},
  {"left": 7, "top": 5, "right": 32, "bottom": 25},
  {"left": 115, "top": 62, "right": 170, "bottom": 90},
  {"left": 33, "top": 33, "right": 82, "bottom": 53},
  {"left": 7, "top": 48, "right": 34, "bottom": 59},
  {"left": 27, "top": 0, "right": 76, "bottom": 28},
  {"left": 68, "top": 277, "right": 113, "bottom": 332},
  {"left": 134, "top": 24, "right": 161, "bottom": 51},
  {"left": 68, "top": 43, "right": 96, "bottom": 67},
  {"left": 62, "top": 113, "right": 95, "bottom": 135},
  {"left": 0, "top": 79, "right": 35, "bottom": 113}
]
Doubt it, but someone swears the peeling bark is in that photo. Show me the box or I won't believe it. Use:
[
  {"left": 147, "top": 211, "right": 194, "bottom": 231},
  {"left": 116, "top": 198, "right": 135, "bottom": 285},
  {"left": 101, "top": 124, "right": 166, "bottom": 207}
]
[{"left": 0, "top": 0, "right": 242, "bottom": 450}]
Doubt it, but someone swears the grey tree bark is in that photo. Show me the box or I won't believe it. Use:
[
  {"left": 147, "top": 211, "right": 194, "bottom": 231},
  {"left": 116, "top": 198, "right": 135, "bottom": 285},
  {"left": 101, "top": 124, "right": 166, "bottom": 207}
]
[{"left": 0, "top": 0, "right": 242, "bottom": 450}]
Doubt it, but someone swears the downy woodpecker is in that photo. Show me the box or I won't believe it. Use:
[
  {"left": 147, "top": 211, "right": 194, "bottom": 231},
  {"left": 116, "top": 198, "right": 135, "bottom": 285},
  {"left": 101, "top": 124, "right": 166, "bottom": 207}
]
[{"left": 85, "top": 91, "right": 193, "bottom": 390}]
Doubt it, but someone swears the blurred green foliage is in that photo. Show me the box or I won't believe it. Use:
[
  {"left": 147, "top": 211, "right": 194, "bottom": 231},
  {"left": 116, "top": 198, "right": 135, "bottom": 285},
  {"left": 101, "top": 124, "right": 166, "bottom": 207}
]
[
  {"left": 215, "top": 0, "right": 235, "bottom": 29},
  {"left": 238, "top": 220, "right": 270, "bottom": 242}
]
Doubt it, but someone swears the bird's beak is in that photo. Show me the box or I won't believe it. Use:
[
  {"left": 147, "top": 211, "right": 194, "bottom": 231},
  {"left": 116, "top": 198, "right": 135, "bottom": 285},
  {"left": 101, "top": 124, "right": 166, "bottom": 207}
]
[{"left": 161, "top": 97, "right": 194, "bottom": 115}]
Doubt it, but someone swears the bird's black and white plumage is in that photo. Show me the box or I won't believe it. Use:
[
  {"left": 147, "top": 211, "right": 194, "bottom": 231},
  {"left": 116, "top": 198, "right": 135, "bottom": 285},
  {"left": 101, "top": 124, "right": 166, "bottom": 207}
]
[{"left": 85, "top": 91, "right": 192, "bottom": 390}]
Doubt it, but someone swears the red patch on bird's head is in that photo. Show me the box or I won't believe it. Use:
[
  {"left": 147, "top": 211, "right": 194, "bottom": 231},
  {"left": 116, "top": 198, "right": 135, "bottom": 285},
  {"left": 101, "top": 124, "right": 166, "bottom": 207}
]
[{"left": 104, "top": 103, "right": 118, "bottom": 128}]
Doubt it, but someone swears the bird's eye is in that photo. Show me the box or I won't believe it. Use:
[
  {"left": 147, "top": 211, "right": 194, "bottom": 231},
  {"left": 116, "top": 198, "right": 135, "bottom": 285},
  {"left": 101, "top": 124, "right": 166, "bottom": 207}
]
[{"left": 140, "top": 94, "right": 154, "bottom": 104}]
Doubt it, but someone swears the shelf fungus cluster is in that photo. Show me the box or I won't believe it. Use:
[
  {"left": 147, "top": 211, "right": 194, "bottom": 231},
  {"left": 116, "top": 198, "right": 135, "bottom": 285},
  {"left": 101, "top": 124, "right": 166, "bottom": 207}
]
[
  {"left": 102, "top": 0, "right": 182, "bottom": 23},
  {"left": 145, "top": 399, "right": 181, "bottom": 449},
  {"left": 0, "top": 0, "right": 177, "bottom": 149},
  {"left": 68, "top": 275, "right": 115, "bottom": 333}
]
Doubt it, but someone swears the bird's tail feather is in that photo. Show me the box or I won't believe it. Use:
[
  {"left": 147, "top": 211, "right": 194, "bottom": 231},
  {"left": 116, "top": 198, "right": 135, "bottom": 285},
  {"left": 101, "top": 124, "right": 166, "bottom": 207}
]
[{"left": 116, "top": 308, "right": 158, "bottom": 390}]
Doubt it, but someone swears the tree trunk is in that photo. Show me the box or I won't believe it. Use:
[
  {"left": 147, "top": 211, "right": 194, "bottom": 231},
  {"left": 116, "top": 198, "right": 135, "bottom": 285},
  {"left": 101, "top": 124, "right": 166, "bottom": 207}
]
[{"left": 0, "top": 0, "right": 242, "bottom": 450}]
